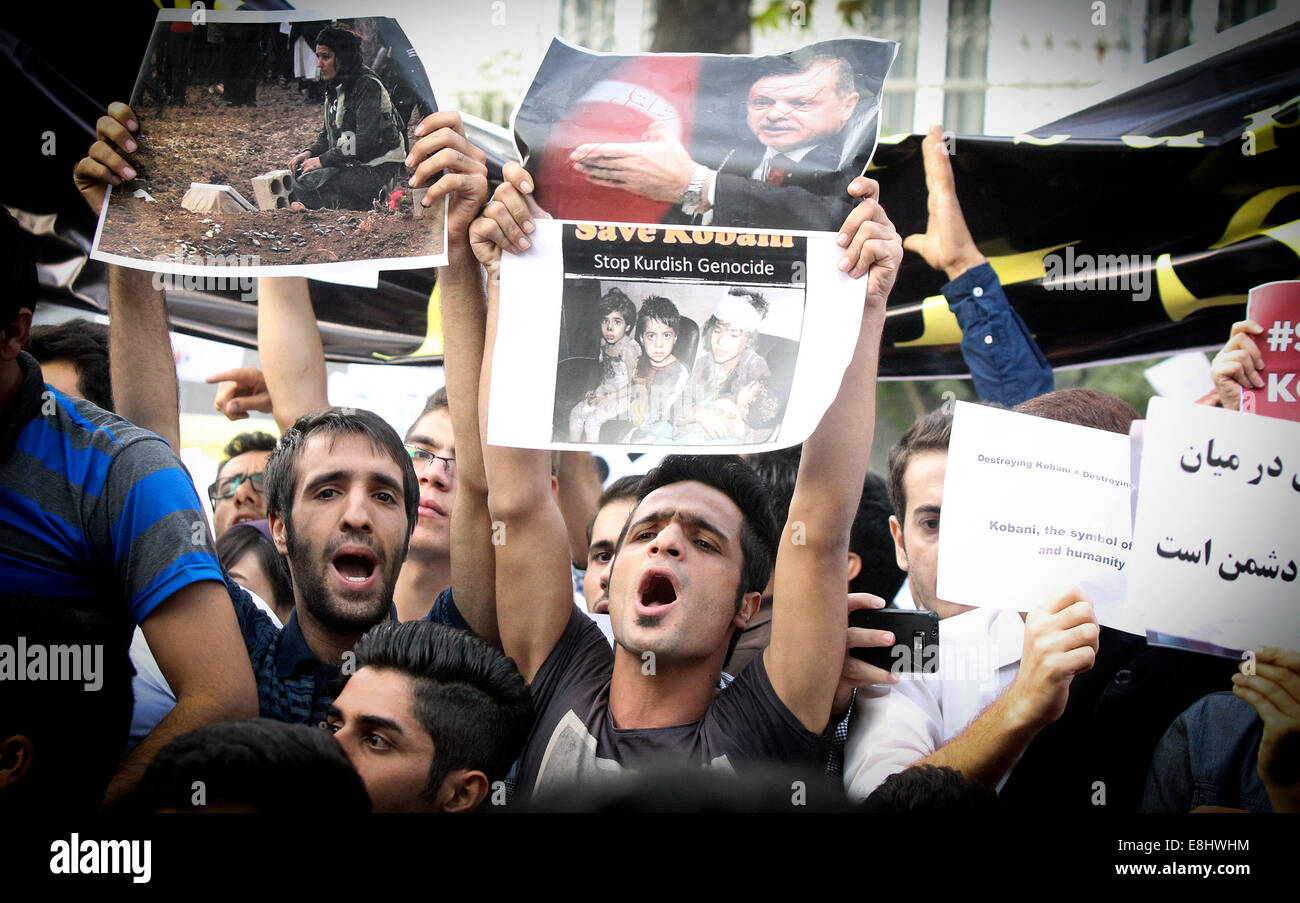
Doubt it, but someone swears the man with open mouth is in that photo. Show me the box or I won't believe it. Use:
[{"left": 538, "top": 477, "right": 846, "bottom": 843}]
[
  {"left": 227, "top": 406, "right": 420, "bottom": 727},
  {"left": 469, "top": 163, "right": 903, "bottom": 799}
]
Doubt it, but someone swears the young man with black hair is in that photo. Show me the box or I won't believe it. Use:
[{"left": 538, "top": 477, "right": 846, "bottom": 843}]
[
  {"left": 24, "top": 318, "right": 113, "bottom": 412},
  {"left": 469, "top": 161, "right": 902, "bottom": 797},
  {"left": 846, "top": 389, "right": 1235, "bottom": 810},
  {"left": 231, "top": 406, "right": 418, "bottom": 725},
  {"left": 224, "top": 105, "right": 504, "bottom": 723},
  {"left": 135, "top": 719, "right": 371, "bottom": 814},
  {"left": 327, "top": 620, "right": 533, "bottom": 812}
]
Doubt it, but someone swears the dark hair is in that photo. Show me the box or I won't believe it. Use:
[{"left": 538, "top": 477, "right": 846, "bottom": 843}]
[
  {"left": 586, "top": 474, "right": 643, "bottom": 547},
  {"left": 25, "top": 319, "right": 113, "bottom": 411},
  {"left": 216, "top": 524, "right": 294, "bottom": 618},
  {"left": 315, "top": 24, "right": 364, "bottom": 78},
  {"left": 1013, "top": 388, "right": 1139, "bottom": 435},
  {"left": 887, "top": 407, "right": 953, "bottom": 522},
  {"left": 1, "top": 208, "right": 38, "bottom": 326},
  {"left": 264, "top": 407, "right": 419, "bottom": 535},
  {"left": 850, "top": 472, "right": 906, "bottom": 600},
  {"left": 348, "top": 621, "right": 533, "bottom": 802},
  {"left": 0, "top": 594, "right": 134, "bottom": 813},
  {"left": 745, "top": 444, "right": 801, "bottom": 530},
  {"left": 636, "top": 296, "right": 681, "bottom": 337},
  {"left": 861, "top": 765, "right": 1003, "bottom": 814},
  {"left": 217, "top": 431, "right": 278, "bottom": 481},
  {"left": 704, "top": 288, "right": 769, "bottom": 343},
  {"left": 598, "top": 287, "right": 637, "bottom": 330},
  {"left": 408, "top": 386, "right": 449, "bottom": 440},
  {"left": 618, "top": 455, "right": 777, "bottom": 601},
  {"left": 133, "top": 719, "right": 371, "bottom": 814}
]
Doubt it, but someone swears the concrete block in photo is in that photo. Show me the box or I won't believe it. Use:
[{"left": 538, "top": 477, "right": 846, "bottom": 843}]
[
  {"left": 180, "top": 182, "right": 256, "bottom": 214},
  {"left": 251, "top": 169, "right": 293, "bottom": 210}
]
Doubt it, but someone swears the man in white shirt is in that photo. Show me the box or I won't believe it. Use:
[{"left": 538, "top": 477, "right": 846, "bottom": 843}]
[{"left": 843, "top": 405, "right": 1100, "bottom": 800}]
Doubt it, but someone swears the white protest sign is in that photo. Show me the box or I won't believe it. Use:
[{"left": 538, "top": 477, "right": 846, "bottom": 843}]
[
  {"left": 489, "top": 220, "right": 866, "bottom": 454},
  {"left": 937, "top": 401, "right": 1136, "bottom": 628},
  {"left": 1125, "top": 397, "right": 1300, "bottom": 654}
]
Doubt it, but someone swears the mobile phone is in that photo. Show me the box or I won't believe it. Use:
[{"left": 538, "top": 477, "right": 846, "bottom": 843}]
[{"left": 848, "top": 608, "right": 940, "bottom": 674}]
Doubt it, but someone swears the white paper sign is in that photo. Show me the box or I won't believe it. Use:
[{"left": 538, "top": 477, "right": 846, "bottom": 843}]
[
  {"left": 937, "top": 402, "right": 1136, "bottom": 628},
  {"left": 1143, "top": 351, "right": 1216, "bottom": 402},
  {"left": 488, "top": 220, "right": 867, "bottom": 454},
  {"left": 1124, "top": 397, "right": 1300, "bottom": 654}
]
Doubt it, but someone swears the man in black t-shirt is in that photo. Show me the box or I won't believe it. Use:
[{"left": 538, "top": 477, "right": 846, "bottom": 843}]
[{"left": 468, "top": 163, "right": 904, "bottom": 799}]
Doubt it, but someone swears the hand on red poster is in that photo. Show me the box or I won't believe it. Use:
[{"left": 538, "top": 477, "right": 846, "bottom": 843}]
[
  {"left": 570, "top": 121, "right": 699, "bottom": 203},
  {"left": 73, "top": 101, "right": 140, "bottom": 214},
  {"left": 1211, "top": 319, "right": 1266, "bottom": 411},
  {"left": 835, "top": 176, "right": 903, "bottom": 309}
]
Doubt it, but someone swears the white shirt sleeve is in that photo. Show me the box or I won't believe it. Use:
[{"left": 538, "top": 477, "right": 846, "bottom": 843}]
[{"left": 843, "top": 676, "right": 945, "bottom": 802}]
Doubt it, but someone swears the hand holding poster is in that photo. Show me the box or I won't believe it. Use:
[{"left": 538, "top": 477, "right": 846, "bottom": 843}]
[
  {"left": 490, "top": 35, "right": 899, "bottom": 452},
  {"left": 1125, "top": 397, "right": 1299, "bottom": 655},
  {"left": 936, "top": 402, "right": 1136, "bottom": 628},
  {"left": 1240, "top": 281, "right": 1300, "bottom": 421},
  {"left": 90, "top": 10, "right": 447, "bottom": 279},
  {"left": 512, "top": 37, "right": 898, "bottom": 232}
]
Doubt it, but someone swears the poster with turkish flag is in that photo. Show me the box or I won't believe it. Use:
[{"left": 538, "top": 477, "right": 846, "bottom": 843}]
[
  {"left": 513, "top": 37, "right": 898, "bottom": 233},
  {"left": 1241, "top": 281, "right": 1300, "bottom": 422}
]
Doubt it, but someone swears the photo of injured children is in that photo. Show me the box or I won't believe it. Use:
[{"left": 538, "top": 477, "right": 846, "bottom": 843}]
[{"left": 552, "top": 282, "right": 804, "bottom": 447}]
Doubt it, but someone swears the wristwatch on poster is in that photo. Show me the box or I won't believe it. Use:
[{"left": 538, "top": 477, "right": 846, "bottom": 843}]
[{"left": 680, "top": 165, "right": 709, "bottom": 216}]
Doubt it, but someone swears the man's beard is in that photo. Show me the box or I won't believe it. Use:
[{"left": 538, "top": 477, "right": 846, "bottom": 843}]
[{"left": 287, "top": 524, "right": 403, "bottom": 635}]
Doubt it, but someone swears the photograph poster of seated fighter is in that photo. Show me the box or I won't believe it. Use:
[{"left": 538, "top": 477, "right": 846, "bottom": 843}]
[{"left": 90, "top": 9, "right": 448, "bottom": 279}]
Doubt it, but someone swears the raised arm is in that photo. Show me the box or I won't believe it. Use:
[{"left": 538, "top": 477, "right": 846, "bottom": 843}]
[
  {"left": 108, "top": 265, "right": 181, "bottom": 449},
  {"left": 557, "top": 452, "right": 603, "bottom": 569},
  {"left": 903, "top": 125, "right": 1051, "bottom": 406},
  {"left": 72, "top": 102, "right": 182, "bottom": 448},
  {"left": 407, "top": 111, "right": 497, "bottom": 643},
  {"left": 255, "top": 277, "right": 330, "bottom": 434},
  {"left": 766, "top": 177, "right": 902, "bottom": 733},
  {"left": 470, "top": 165, "right": 573, "bottom": 682}
]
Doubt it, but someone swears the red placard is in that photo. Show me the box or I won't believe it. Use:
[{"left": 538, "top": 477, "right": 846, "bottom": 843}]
[{"left": 1241, "top": 281, "right": 1300, "bottom": 422}]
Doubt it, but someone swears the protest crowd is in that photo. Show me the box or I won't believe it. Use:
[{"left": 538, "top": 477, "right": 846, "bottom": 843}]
[{"left": 2, "top": 30, "right": 1298, "bottom": 821}]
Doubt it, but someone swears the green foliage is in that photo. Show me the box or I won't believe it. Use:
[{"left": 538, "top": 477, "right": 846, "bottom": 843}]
[{"left": 753, "top": 0, "right": 875, "bottom": 32}]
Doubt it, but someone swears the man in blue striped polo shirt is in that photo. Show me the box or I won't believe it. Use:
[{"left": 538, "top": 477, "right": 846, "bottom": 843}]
[{"left": 0, "top": 210, "right": 257, "bottom": 807}]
